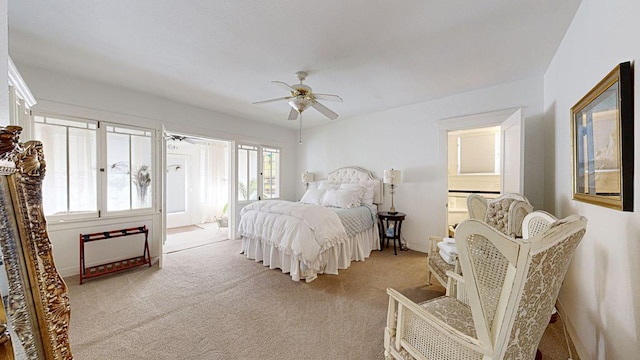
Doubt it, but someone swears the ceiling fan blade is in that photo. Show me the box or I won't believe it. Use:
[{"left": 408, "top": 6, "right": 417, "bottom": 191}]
[
  {"left": 311, "top": 101, "right": 339, "bottom": 120},
  {"left": 313, "top": 93, "right": 343, "bottom": 102},
  {"left": 253, "top": 96, "right": 292, "bottom": 105},
  {"left": 288, "top": 108, "right": 299, "bottom": 120},
  {"left": 272, "top": 81, "right": 296, "bottom": 92}
]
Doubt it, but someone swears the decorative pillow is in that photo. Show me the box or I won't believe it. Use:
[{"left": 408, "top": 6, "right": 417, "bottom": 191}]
[
  {"left": 318, "top": 181, "right": 340, "bottom": 191},
  {"left": 362, "top": 180, "right": 378, "bottom": 204},
  {"left": 340, "top": 181, "right": 377, "bottom": 204},
  {"left": 299, "top": 188, "right": 326, "bottom": 205},
  {"left": 362, "top": 185, "right": 376, "bottom": 204},
  {"left": 322, "top": 188, "right": 361, "bottom": 208},
  {"left": 339, "top": 183, "right": 366, "bottom": 203}
]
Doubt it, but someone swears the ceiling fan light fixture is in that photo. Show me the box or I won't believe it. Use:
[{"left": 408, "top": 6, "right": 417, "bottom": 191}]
[
  {"left": 254, "top": 71, "right": 341, "bottom": 121},
  {"left": 288, "top": 97, "right": 311, "bottom": 113}
]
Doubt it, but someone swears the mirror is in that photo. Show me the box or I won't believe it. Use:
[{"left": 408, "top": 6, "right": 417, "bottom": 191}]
[
  {"left": 571, "top": 61, "right": 634, "bottom": 211},
  {"left": 0, "top": 126, "right": 73, "bottom": 359}
]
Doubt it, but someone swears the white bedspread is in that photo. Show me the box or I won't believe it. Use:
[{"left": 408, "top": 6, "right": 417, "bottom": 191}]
[{"left": 238, "top": 200, "right": 348, "bottom": 271}]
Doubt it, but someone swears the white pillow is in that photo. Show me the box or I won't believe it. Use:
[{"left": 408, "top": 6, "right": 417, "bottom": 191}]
[
  {"left": 339, "top": 183, "right": 366, "bottom": 203},
  {"left": 300, "top": 188, "right": 326, "bottom": 205},
  {"left": 318, "top": 181, "right": 340, "bottom": 191},
  {"left": 361, "top": 180, "right": 378, "bottom": 205},
  {"left": 340, "top": 181, "right": 377, "bottom": 204},
  {"left": 322, "top": 188, "right": 361, "bottom": 208}
]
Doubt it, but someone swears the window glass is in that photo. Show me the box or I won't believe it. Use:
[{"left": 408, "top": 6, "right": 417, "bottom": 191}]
[
  {"left": 131, "top": 135, "right": 152, "bottom": 209},
  {"left": 262, "top": 147, "right": 280, "bottom": 199},
  {"left": 106, "top": 128, "right": 153, "bottom": 212},
  {"left": 237, "top": 144, "right": 279, "bottom": 202},
  {"left": 33, "top": 113, "right": 154, "bottom": 218},
  {"left": 34, "top": 117, "right": 97, "bottom": 216},
  {"left": 237, "top": 145, "right": 258, "bottom": 201},
  {"left": 68, "top": 127, "right": 97, "bottom": 212}
]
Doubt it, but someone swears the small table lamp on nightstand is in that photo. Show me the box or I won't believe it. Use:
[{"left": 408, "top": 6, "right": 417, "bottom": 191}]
[
  {"left": 383, "top": 168, "right": 401, "bottom": 214},
  {"left": 302, "top": 171, "right": 314, "bottom": 190}
]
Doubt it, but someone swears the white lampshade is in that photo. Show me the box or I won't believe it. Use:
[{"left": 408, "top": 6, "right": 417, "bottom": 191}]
[
  {"left": 383, "top": 169, "right": 401, "bottom": 185},
  {"left": 301, "top": 171, "right": 314, "bottom": 184}
]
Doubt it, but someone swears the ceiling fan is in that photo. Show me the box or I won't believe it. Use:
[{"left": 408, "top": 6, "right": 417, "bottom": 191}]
[{"left": 253, "top": 71, "right": 343, "bottom": 121}]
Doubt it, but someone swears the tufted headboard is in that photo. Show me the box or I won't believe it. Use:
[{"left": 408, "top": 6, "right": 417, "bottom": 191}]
[{"left": 326, "top": 166, "right": 383, "bottom": 205}]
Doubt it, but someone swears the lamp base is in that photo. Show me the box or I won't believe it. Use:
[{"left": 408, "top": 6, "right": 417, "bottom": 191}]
[{"left": 388, "top": 206, "right": 397, "bottom": 215}]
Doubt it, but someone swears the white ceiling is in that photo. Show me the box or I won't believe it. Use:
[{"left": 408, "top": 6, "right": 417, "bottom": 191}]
[{"left": 8, "top": 0, "right": 581, "bottom": 129}]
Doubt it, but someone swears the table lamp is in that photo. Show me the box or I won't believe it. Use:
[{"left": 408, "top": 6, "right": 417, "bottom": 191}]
[{"left": 383, "top": 168, "right": 401, "bottom": 214}]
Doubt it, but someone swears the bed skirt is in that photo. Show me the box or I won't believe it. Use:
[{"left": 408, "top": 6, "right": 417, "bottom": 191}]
[{"left": 241, "top": 224, "right": 380, "bottom": 282}]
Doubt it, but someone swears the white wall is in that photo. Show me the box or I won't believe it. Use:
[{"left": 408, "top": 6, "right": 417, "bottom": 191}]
[
  {"left": 298, "top": 76, "right": 545, "bottom": 252},
  {"left": 16, "top": 64, "right": 297, "bottom": 276},
  {"left": 0, "top": 0, "right": 8, "bottom": 125},
  {"left": 544, "top": 0, "right": 640, "bottom": 358}
]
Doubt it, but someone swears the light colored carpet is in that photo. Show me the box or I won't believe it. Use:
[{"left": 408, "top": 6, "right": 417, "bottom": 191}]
[
  {"left": 164, "top": 223, "right": 228, "bottom": 253},
  {"left": 65, "top": 239, "right": 577, "bottom": 360},
  {"left": 166, "top": 224, "right": 205, "bottom": 235}
]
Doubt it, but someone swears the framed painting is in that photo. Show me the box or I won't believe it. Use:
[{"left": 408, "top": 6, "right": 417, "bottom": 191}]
[{"left": 571, "top": 61, "right": 634, "bottom": 211}]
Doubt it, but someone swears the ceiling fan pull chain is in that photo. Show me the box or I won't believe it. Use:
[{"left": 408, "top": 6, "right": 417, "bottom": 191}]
[{"left": 299, "top": 113, "right": 303, "bottom": 144}]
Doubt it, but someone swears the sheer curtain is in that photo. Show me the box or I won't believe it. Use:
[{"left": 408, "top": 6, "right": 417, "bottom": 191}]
[
  {"left": 200, "top": 141, "right": 229, "bottom": 223},
  {"left": 35, "top": 121, "right": 96, "bottom": 216}
]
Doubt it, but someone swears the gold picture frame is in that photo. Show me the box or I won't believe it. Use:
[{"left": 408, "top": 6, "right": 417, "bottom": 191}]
[{"left": 571, "top": 61, "right": 634, "bottom": 211}]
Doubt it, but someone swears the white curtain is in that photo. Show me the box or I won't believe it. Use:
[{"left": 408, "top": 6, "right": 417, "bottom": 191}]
[{"left": 200, "top": 142, "right": 229, "bottom": 223}]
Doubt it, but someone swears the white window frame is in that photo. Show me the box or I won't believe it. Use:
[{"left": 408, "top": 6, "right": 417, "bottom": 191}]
[
  {"left": 33, "top": 114, "right": 100, "bottom": 222},
  {"left": 101, "top": 123, "right": 156, "bottom": 217},
  {"left": 236, "top": 143, "right": 281, "bottom": 203},
  {"left": 261, "top": 146, "right": 281, "bottom": 200},
  {"left": 31, "top": 112, "right": 157, "bottom": 222}
]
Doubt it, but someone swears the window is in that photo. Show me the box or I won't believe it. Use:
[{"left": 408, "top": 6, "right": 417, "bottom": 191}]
[
  {"left": 237, "top": 144, "right": 258, "bottom": 201},
  {"left": 449, "top": 127, "right": 501, "bottom": 175},
  {"left": 34, "top": 116, "right": 98, "bottom": 217},
  {"left": 33, "top": 114, "right": 155, "bottom": 219},
  {"left": 237, "top": 144, "right": 281, "bottom": 202},
  {"left": 262, "top": 147, "right": 280, "bottom": 199},
  {"left": 106, "top": 126, "right": 153, "bottom": 211}
]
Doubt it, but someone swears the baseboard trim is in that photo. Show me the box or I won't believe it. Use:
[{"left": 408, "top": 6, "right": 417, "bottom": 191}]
[
  {"left": 556, "top": 299, "right": 589, "bottom": 360},
  {"left": 406, "top": 241, "right": 429, "bottom": 253}
]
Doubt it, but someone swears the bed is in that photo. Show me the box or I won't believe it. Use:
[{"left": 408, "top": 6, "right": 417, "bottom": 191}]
[{"left": 239, "top": 167, "right": 383, "bottom": 282}]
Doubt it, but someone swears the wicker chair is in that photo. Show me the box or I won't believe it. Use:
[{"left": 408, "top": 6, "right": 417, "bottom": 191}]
[
  {"left": 426, "top": 193, "right": 533, "bottom": 288},
  {"left": 386, "top": 214, "right": 587, "bottom": 360},
  {"left": 522, "top": 210, "right": 557, "bottom": 240}
]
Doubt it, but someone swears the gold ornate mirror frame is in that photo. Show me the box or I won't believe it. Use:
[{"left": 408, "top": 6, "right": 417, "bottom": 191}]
[{"left": 0, "top": 125, "right": 72, "bottom": 359}]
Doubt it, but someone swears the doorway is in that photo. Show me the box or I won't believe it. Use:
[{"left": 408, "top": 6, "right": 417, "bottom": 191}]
[
  {"left": 164, "top": 134, "right": 231, "bottom": 253},
  {"left": 446, "top": 126, "right": 501, "bottom": 232},
  {"left": 438, "top": 108, "right": 523, "bottom": 235}
]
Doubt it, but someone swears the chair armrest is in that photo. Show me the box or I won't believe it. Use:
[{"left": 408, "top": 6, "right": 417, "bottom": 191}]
[
  {"left": 386, "top": 288, "right": 489, "bottom": 356},
  {"left": 428, "top": 235, "right": 443, "bottom": 254},
  {"left": 446, "top": 270, "right": 464, "bottom": 284}
]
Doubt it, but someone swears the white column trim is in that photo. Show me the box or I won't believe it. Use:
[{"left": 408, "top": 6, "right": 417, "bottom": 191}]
[{"left": 8, "top": 56, "right": 36, "bottom": 107}]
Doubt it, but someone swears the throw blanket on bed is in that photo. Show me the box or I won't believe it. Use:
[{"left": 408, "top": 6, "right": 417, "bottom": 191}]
[
  {"left": 238, "top": 200, "right": 348, "bottom": 270},
  {"left": 333, "top": 204, "right": 377, "bottom": 237}
]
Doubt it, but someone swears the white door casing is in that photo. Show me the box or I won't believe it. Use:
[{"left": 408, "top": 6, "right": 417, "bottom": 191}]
[
  {"left": 500, "top": 108, "right": 523, "bottom": 194},
  {"left": 159, "top": 125, "right": 168, "bottom": 269},
  {"left": 437, "top": 107, "right": 524, "bottom": 237}
]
